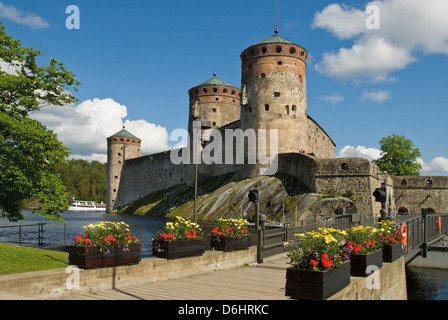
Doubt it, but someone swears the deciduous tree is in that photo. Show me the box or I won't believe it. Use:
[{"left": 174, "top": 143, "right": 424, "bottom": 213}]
[
  {"left": 0, "top": 23, "right": 80, "bottom": 221},
  {"left": 373, "top": 134, "right": 422, "bottom": 176}
]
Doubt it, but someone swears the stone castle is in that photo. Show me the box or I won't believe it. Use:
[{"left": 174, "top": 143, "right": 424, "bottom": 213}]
[{"left": 106, "top": 32, "right": 448, "bottom": 218}]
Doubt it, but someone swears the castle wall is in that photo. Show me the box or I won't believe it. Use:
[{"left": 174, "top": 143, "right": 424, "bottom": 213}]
[
  {"left": 306, "top": 115, "right": 335, "bottom": 158},
  {"left": 314, "top": 158, "right": 392, "bottom": 214},
  {"left": 113, "top": 150, "right": 193, "bottom": 210},
  {"left": 393, "top": 176, "right": 448, "bottom": 214}
]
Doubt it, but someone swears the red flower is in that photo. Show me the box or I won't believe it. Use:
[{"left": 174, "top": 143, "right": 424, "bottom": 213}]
[
  {"left": 84, "top": 238, "right": 91, "bottom": 245},
  {"left": 322, "top": 259, "right": 333, "bottom": 268},
  {"left": 321, "top": 253, "right": 328, "bottom": 259},
  {"left": 310, "top": 260, "right": 318, "bottom": 266},
  {"left": 76, "top": 235, "right": 82, "bottom": 242}
]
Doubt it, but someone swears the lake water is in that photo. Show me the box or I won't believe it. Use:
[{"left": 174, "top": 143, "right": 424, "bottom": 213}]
[
  {"left": 0, "top": 209, "right": 168, "bottom": 258},
  {"left": 406, "top": 266, "right": 448, "bottom": 300}
]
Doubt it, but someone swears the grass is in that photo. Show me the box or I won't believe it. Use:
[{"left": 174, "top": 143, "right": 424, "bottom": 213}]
[{"left": 0, "top": 242, "right": 69, "bottom": 275}]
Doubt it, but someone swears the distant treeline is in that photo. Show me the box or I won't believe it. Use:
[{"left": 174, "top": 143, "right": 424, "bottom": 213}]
[{"left": 54, "top": 159, "right": 107, "bottom": 203}]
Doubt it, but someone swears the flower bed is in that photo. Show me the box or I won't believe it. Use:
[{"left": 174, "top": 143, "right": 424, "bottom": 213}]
[
  {"left": 378, "top": 219, "right": 404, "bottom": 262},
  {"left": 284, "top": 227, "right": 351, "bottom": 299},
  {"left": 153, "top": 216, "right": 205, "bottom": 258},
  {"left": 210, "top": 218, "right": 251, "bottom": 251},
  {"left": 285, "top": 227, "right": 350, "bottom": 272},
  {"left": 68, "top": 221, "right": 141, "bottom": 269}
]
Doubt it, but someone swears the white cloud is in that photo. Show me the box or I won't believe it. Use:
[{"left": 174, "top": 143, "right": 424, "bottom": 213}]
[
  {"left": 319, "top": 93, "right": 344, "bottom": 105},
  {"left": 315, "top": 36, "right": 416, "bottom": 82},
  {"left": 419, "top": 157, "right": 448, "bottom": 174},
  {"left": 31, "top": 98, "right": 170, "bottom": 162},
  {"left": 312, "top": 0, "right": 448, "bottom": 82},
  {"left": 0, "top": 2, "right": 49, "bottom": 29},
  {"left": 361, "top": 89, "right": 391, "bottom": 103},
  {"left": 312, "top": 3, "right": 366, "bottom": 39},
  {"left": 337, "top": 145, "right": 382, "bottom": 161}
]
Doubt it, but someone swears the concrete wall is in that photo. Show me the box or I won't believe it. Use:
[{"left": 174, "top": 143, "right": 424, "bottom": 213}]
[
  {"left": 407, "top": 250, "right": 448, "bottom": 269},
  {"left": 0, "top": 247, "right": 257, "bottom": 300},
  {"left": 329, "top": 256, "right": 408, "bottom": 300}
]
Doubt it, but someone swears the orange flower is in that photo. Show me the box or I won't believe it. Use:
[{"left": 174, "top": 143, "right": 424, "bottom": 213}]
[
  {"left": 84, "top": 238, "right": 91, "bottom": 245},
  {"left": 311, "top": 260, "right": 318, "bottom": 266}
]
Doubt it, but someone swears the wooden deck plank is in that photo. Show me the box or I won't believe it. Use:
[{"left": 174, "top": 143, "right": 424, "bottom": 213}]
[{"left": 59, "top": 256, "right": 290, "bottom": 301}]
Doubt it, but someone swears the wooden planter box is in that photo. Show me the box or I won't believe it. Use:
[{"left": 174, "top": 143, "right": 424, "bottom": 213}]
[
  {"left": 350, "top": 249, "right": 383, "bottom": 277},
  {"left": 382, "top": 242, "right": 403, "bottom": 262},
  {"left": 152, "top": 239, "right": 205, "bottom": 259},
  {"left": 285, "top": 261, "right": 351, "bottom": 300},
  {"left": 211, "top": 235, "right": 252, "bottom": 252},
  {"left": 68, "top": 243, "right": 141, "bottom": 269}
]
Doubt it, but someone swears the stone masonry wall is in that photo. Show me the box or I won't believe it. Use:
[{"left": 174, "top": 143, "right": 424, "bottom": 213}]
[
  {"left": 306, "top": 115, "right": 335, "bottom": 158},
  {"left": 393, "top": 176, "right": 448, "bottom": 214},
  {"left": 314, "top": 158, "right": 392, "bottom": 214}
]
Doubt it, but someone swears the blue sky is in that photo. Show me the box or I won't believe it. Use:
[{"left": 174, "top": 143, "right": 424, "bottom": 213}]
[{"left": 2, "top": 0, "right": 448, "bottom": 175}]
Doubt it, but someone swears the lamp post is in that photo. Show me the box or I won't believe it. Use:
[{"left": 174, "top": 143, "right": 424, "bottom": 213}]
[{"left": 193, "top": 120, "right": 212, "bottom": 222}]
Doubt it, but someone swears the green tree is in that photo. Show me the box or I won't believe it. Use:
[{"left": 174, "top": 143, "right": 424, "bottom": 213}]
[
  {"left": 373, "top": 134, "right": 422, "bottom": 176},
  {"left": 0, "top": 23, "right": 80, "bottom": 221}
]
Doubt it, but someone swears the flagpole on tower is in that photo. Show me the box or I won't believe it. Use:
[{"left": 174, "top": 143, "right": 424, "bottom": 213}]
[{"left": 275, "top": 0, "right": 279, "bottom": 34}]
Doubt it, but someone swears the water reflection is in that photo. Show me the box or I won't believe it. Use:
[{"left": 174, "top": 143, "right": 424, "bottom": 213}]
[{"left": 406, "top": 267, "right": 448, "bottom": 300}]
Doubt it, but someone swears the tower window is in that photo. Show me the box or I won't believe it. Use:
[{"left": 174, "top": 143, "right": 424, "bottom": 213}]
[
  {"left": 341, "top": 163, "right": 349, "bottom": 170},
  {"left": 274, "top": 92, "right": 281, "bottom": 98},
  {"left": 278, "top": 61, "right": 283, "bottom": 65},
  {"left": 426, "top": 179, "right": 433, "bottom": 185},
  {"left": 401, "top": 179, "right": 407, "bottom": 186},
  {"left": 292, "top": 105, "right": 297, "bottom": 112},
  {"left": 213, "top": 122, "right": 216, "bottom": 126},
  {"left": 276, "top": 46, "right": 283, "bottom": 53},
  {"left": 213, "top": 88, "right": 218, "bottom": 93},
  {"left": 215, "top": 98, "right": 219, "bottom": 101},
  {"left": 249, "top": 106, "right": 252, "bottom": 113},
  {"left": 203, "top": 88, "right": 208, "bottom": 93},
  {"left": 265, "top": 104, "right": 269, "bottom": 111},
  {"left": 261, "top": 47, "right": 267, "bottom": 54},
  {"left": 285, "top": 105, "right": 290, "bottom": 115},
  {"left": 212, "top": 108, "right": 217, "bottom": 113},
  {"left": 261, "top": 73, "right": 266, "bottom": 79},
  {"left": 290, "top": 47, "right": 296, "bottom": 54}
]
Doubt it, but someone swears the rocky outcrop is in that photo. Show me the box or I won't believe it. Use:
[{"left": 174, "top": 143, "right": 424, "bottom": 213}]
[{"left": 121, "top": 173, "right": 358, "bottom": 223}]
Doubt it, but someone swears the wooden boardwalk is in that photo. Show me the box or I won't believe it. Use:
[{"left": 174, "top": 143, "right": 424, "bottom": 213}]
[{"left": 60, "top": 254, "right": 291, "bottom": 301}]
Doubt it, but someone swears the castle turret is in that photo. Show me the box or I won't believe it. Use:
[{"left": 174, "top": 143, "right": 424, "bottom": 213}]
[
  {"left": 188, "top": 73, "right": 240, "bottom": 141},
  {"left": 106, "top": 127, "right": 141, "bottom": 211},
  {"left": 240, "top": 33, "right": 308, "bottom": 155}
]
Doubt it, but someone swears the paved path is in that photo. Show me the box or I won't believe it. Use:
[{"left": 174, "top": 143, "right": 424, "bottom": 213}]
[{"left": 59, "top": 254, "right": 291, "bottom": 300}]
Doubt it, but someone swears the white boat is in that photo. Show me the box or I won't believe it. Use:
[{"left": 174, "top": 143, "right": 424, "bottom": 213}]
[{"left": 68, "top": 197, "right": 107, "bottom": 211}]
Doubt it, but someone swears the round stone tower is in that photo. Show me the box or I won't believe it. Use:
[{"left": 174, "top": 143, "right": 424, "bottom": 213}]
[
  {"left": 188, "top": 73, "right": 241, "bottom": 140},
  {"left": 240, "top": 32, "right": 308, "bottom": 155},
  {"left": 106, "top": 127, "right": 141, "bottom": 211}
]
